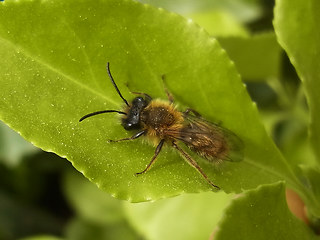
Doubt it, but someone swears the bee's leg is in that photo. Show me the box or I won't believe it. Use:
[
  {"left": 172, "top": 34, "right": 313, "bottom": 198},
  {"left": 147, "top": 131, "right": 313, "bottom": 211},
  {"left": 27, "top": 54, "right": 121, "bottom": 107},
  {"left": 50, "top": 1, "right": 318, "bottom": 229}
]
[
  {"left": 125, "top": 83, "right": 153, "bottom": 102},
  {"left": 132, "top": 91, "right": 153, "bottom": 102},
  {"left": 161, "top": 75, "right": 174, "bottom": 103},
  {"left": 108, "top": 130, "right": 146, "bottom": 143},
  {"left": 172, "top": 141, "right": 220, "bottom": 190},
  {"left": 135, "top": 139, "right": 165, "bottom": 175},
  {"left": 183, "top": 108, "right": 201, "bottom": 117}
]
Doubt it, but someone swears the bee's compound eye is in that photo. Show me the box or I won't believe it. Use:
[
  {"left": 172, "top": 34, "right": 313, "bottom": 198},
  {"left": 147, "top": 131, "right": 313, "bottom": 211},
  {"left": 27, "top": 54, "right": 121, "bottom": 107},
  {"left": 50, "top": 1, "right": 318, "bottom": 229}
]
[
  {"left": 122, "top": 119, "right": 140, "bottom": 130},
  {"left": 122, "top": 120, "right": 132, "bottom": 130}
]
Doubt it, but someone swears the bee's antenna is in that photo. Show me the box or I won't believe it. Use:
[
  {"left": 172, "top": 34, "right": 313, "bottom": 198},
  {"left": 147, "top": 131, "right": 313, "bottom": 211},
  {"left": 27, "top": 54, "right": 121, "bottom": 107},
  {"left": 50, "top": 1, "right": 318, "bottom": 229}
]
[
  {"left": 79, "top": 110, "right": 127, "bottom": 122},
  {"left": 107, "top": 62, "right": 130, "bottom": 107}
]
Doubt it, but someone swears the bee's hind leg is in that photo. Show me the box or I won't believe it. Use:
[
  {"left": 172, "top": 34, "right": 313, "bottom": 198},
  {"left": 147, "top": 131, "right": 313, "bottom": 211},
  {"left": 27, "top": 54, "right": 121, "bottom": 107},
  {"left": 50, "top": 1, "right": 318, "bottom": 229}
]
[
  {"left": 135, "top": 139, "right": 165, "bottom": 175},
  {"left": 172, "top": 141, "right": 220, "bottom": 190}
]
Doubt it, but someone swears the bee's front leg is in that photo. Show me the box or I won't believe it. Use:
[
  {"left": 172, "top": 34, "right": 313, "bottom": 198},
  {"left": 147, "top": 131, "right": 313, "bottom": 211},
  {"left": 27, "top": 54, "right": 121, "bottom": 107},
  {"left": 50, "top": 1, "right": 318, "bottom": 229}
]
[{"left": 108, "top": 130, "right": 146, "bottom": 143}]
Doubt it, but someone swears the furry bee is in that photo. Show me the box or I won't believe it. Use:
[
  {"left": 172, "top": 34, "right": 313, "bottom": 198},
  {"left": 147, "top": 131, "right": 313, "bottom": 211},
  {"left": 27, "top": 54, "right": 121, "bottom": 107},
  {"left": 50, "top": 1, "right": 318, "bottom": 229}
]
[{"left": 80, "top": 63, "right": 244, "bottom": 190}]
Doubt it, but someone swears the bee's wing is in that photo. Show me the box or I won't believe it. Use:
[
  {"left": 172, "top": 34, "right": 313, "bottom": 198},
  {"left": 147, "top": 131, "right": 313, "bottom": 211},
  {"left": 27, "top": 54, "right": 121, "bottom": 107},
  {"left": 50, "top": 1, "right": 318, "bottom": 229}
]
[{"left": 165, "top": 115, "right": 244, "bottom": 163}]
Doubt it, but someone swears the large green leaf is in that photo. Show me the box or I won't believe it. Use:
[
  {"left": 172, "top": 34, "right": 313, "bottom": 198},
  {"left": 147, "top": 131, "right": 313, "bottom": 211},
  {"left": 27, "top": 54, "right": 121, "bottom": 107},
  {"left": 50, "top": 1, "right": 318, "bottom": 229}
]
[
  {"left": 214, "top": 182, "right": 317, "bottom": 240},
  {"left": 0, "top": 0, "right": 306, "bottom": 202},
  {"left": 274, "top": 0, "right": 320, "bottom": 163}
]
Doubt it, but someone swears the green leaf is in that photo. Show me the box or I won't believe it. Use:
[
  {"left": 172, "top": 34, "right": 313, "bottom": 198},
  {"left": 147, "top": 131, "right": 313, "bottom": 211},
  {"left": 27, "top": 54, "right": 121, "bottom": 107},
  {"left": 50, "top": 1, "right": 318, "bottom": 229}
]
[
  {"left": 274, "top": 0, "right": 320, "bottom": 163},
  {"left": 300, "top": 167, "right": 320, "bottom": 202},
  {"left": 124, "top": 191, "right": 232, "bottom": 240},
  {"left": 218, "top": 32, "right": 282, "bottom": 80},
  {"left": 0, "top": 121, "right": 38, "bottom": 167},
  {"left": 299, "top": 165, "right": 320, "bottom": 225},
  {"left": 214, "top": 182, "right": 317, "bottom": 240},
  {"left": 0, "top": 0, "right": 305, "bottom": 202},
  {"left": 187, "top": 10, "right": 249, "bottom": 37},
  {"left": 138, "top": 0, "right": 263, "bottom": 23}
]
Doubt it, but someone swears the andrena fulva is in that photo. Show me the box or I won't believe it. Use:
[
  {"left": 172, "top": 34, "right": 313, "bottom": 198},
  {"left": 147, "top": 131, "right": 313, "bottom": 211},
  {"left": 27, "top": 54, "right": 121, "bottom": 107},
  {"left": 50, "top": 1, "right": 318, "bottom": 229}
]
[{"left": 80, "top": 63, "right": 244, "bottom": 190}]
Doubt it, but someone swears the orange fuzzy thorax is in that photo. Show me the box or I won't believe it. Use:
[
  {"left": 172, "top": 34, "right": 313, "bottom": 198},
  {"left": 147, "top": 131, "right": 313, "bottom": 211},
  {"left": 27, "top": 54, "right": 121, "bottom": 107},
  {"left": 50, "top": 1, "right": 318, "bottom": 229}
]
[{"left": 140, "top": 100, "right": 184, "bottom": 145}]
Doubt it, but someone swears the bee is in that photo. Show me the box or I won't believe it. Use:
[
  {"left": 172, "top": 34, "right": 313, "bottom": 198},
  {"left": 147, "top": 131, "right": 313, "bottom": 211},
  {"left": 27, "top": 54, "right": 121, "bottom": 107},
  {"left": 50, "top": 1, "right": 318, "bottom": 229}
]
[{"left": 80, "top": 62, "right": 244, "bottom": 190}]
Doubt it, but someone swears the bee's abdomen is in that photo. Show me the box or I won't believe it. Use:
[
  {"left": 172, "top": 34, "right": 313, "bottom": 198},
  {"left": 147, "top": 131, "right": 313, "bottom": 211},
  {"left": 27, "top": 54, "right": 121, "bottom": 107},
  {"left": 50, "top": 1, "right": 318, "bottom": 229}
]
[
  {"left": 190, "top": 138, "right": 228, "bottom": 161},
  {"left": 180, "top": 129, "right": 229, "bottom": 161}
]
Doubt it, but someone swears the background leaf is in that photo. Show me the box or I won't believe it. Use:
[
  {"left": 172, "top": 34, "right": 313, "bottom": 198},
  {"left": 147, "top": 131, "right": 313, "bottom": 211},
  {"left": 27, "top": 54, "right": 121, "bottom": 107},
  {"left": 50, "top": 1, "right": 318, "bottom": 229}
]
[
  {"left": 65, "top": 218, "right": 140, "bottom": 240},
  {"left": 274, "top": 0, "right": 320, "bottom": 163},
  {"left": 187, "top": 10, "right": 249, "bottom": 37},
  {"left": 219, "top": 32, "right": 282, "bottom": 80},
  {"left": 138, "top": 0, "right": 263, "bottom": 23},
  {"left": 124, "top": 191, "right": 232, "bottom": 240},
  {"left": 214, "top": 182, "right": 317, "bottom": 240},
  {"left": 0, "top": 120, "right": 38, "bottom": 167},
  {"left": 274, "top": 0, "right": 320, "bottom": 218},
  {"left": 63, "top": 170, "right": 125, "bottom": 224},
  {"left": 63, "top": 170, "right": 141, "bottom": 240}
]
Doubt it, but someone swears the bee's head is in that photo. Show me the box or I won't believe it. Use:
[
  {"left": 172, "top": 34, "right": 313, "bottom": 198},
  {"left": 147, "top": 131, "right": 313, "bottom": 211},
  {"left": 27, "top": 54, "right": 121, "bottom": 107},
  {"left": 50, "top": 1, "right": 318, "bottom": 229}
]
[
  {"left": 79, "top": 63, "right": 151, "bottom": 129},
  {"left": 122, "top": 96, "right": 149, "bottom": 130}
]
